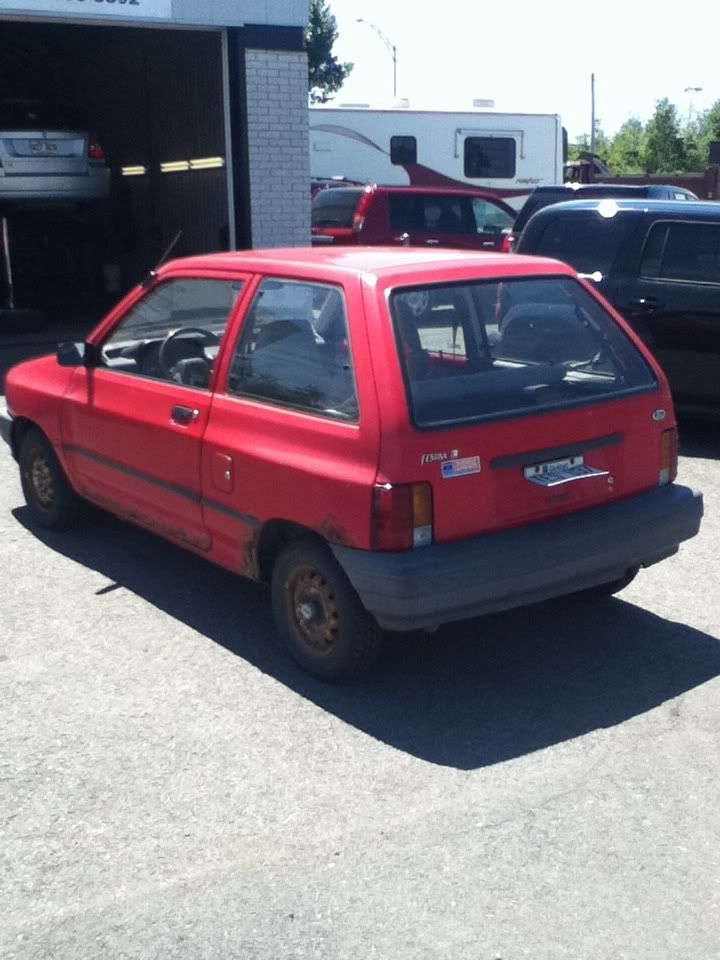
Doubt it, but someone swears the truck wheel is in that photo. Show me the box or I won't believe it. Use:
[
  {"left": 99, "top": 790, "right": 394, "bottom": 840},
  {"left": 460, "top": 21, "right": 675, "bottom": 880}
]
[
  {"left": 271, "top": 538, "right": 383, "bottom": 682},
  {"left": 576, "top": 567, "right": 639, "bottom": 600},
  {"left": 18, "top": 429, "right": 85, "bottom": 530}
]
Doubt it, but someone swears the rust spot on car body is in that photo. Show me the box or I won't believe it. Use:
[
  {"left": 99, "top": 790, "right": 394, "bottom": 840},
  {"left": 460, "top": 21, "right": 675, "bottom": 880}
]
[{"left": 315, "top": 516, "right": 353, "bottom": 547}]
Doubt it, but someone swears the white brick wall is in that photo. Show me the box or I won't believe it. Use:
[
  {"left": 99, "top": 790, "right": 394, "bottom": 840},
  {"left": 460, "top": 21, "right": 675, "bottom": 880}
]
[{"left": 245, "top": 49, "right": 310, "bottom": 248}]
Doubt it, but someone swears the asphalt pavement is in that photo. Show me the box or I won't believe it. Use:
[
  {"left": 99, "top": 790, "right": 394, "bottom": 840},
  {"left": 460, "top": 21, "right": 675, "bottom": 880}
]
[{"left": 1, "top": 401, "right": 719, "bottom": 959}]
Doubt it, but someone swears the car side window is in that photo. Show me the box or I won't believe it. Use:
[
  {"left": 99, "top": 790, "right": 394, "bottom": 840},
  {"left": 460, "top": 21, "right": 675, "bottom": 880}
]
[
  {"left": 472, "top": 199, "right": 514, "bottom": 235},
  {"left": 226, "top": 279, "right": 358, "bottom": 422},
  {"left": 641, "top": 221, "right": 720, "bottom": 283},
  {"left": 100, "top": 278, "right": 243, "bottom": 389},
  {"left": 422, "top": 196, "right": 474, "bottom": 235}
]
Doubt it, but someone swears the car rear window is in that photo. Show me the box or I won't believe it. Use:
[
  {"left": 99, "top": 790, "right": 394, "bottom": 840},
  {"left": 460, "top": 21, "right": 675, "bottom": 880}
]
[
  {"left": 311, "top": 188, "right": 364, "bottom": 228},
  {"left": 527, "top": 214, "right": 625, "bottom": 275},
  {"left": 390, "top": 276, "right": 656, "bottom": 428}
]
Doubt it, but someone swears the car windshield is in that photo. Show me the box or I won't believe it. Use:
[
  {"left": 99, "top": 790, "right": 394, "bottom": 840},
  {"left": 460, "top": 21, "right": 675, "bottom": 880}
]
[
  {"left": 311, "top": 188, "right": 364, "bottom": 228},
  {"left": 390, "top": 276, "right": 656, "bottom": 428}
]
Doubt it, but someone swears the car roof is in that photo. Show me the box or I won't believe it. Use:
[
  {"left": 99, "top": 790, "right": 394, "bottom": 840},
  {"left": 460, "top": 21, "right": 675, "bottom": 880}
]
[
  {"left": 530, "top": 184, "right": 690, "bottom": 196},
  {"left": 312, "top": 184, "right": 511, "bottom": 200},
  {"left": 525, "top": 198, "right": 720, "bottom": 219},
  {"left": 164, "top": 247, "right": 573, "bottom": 283}
]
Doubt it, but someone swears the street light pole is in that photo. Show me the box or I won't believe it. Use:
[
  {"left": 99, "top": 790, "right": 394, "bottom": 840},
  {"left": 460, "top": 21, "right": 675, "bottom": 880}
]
[
  {"left": 356, "top": 18, "right": 397, "bottom": 98},
  {"left": 684, "top": 86, "right": 703, "bottom": 124}
]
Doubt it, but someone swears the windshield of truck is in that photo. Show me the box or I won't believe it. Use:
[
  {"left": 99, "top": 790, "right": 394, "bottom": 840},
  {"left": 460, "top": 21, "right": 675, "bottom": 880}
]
[{"left": 390, "top": 276, "right": 656, "bottom": 428}]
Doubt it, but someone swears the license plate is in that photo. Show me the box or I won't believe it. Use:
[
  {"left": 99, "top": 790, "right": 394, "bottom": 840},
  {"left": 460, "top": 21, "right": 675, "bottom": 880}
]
[
  {"left": 30, "top": 140, "right": 59, "bottom": 154},
  {"left": 524, "top": 455, "right": 609, "bottom": 487}
]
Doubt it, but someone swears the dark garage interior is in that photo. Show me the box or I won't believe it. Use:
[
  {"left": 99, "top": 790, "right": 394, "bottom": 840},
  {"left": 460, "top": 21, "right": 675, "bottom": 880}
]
[{"left": 0, "top": 20, "right": 233, "bottom": 330}]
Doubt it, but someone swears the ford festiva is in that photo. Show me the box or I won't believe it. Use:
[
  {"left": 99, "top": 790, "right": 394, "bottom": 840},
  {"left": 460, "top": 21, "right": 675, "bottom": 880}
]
[
  {"left": 516, "top": 199, "right": 720, "bottom": 416},
  {"left": 311, "top": 185, "right": 515, "bottom": 252},
  {"left": 1, "top": 248, "right": 703, "bottom": 680}
]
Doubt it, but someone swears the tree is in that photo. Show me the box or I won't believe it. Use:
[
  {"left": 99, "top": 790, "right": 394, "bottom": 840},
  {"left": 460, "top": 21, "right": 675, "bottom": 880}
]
[
  {"left": 606, "top": 118, "right": 646, "bottom": 174},
  {"left": 306, "top": 0, "right": 352, "bottom": 104},
  {"left": 644, "top": 98, "right": 685, "bottom": 173}
]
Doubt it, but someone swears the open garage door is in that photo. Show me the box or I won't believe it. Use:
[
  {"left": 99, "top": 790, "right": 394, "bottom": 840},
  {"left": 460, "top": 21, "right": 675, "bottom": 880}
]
[{"left": 0, "top": 21, "right": 233, "bottom": 329}]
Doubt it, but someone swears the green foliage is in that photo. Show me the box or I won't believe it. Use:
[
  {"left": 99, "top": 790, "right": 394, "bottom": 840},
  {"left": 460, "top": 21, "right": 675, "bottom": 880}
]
[
  {"left": 306, "top": 0, "right": 353, "bottom": 104},
  {"left": 606, "top": 118, "right": 645, "bottom": 174},
  {"left": 572, "top": 96, "right": 720, "bottom": 175},
  {"left": 644, "top": 98, "right": 685, "bottom": 173}
]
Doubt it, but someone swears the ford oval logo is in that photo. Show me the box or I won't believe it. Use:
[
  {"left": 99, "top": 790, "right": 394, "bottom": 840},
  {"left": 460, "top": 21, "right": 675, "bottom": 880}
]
[{"left": 652, "top": 409, "right": 667, "bottom": 422}]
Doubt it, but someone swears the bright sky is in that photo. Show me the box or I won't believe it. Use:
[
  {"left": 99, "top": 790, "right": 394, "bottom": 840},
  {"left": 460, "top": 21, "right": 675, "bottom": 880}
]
[{"left": 326, "top": 0, "right": 716, "bottom": 139}]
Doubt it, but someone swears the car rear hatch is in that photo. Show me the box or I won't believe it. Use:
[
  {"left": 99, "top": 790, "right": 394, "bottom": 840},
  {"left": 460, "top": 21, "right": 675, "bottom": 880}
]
[
  {"left": 311, "top": 187, "right": 367, "bottom": 245},
  {"left": 374, "top": 273, "right": 674, "bottom": 547},
  {"left": 0, "top": 128, "right": 89, "bottom": 177}
]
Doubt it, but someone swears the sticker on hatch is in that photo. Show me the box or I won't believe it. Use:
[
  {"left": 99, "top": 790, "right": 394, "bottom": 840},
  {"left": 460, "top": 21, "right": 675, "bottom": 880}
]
[
  {"left": 441, "top": 456, "right": 481, "bottom": 479},
  {"left": 524, "top": 455, "right": 609, "bottom": 487}
]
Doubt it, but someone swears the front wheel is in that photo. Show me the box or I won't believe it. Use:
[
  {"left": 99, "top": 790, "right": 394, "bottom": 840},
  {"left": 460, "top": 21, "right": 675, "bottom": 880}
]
[
  {"left": 18, "top": 428, "right": 86, "bottom": 530},
  {"left": 271, "top": 539, "right": 383, "bottom": 682}
]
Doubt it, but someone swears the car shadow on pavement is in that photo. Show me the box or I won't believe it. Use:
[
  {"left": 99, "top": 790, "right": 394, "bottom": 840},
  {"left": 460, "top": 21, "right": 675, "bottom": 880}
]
[
  {"left": 678, "top": 417, "right": 720, "bottom": 461},
  {"left": 14, "top": 507, "right": 720, "bottom": 771}
]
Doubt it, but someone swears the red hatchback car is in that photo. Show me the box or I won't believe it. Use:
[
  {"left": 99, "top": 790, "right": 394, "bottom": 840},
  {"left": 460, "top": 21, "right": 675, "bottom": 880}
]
[
  {"left": 1, "top": 248, "right": 703, "bottom": 680},
  {"left": 311, "top": 185, "right": 516, "bottom": 252}
]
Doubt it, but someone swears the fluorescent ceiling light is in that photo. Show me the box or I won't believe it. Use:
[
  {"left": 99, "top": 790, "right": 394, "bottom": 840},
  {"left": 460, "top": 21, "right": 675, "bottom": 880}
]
[
  {"left": 161, "top": 160, "right": 190, "bottom": 173},
  {"left": 189, "top": 156, "right": 225, "bottom": 170},
  {"left": 121, "top": 165, "right": 147, "bottom": 177}
]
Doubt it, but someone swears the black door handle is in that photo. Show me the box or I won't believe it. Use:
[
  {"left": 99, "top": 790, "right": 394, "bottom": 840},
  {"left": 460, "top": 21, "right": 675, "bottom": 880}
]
[
  {"left": 629, "top": 296, "right": 664, "bottom": 310},
  {"left": 170, "top": 404, "right": 199, "bottom": 425}
]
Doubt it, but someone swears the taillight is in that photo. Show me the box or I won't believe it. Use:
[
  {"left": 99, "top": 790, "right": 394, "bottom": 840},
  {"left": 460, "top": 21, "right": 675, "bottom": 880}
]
[
  {"left": 371, "top": 482, "right": 433, "bottom": 551},
  {"left": 500, "top": 233, "right": 513, "bottom": 253},
  {"left": 88, "top": 133, "right": 105, "bottom": 161},
  {"left": 659, "top": 427, "right": 678, "bottom": 486},
  {"left": 352, "top": 188, "right": 373, "bottom": 234}
]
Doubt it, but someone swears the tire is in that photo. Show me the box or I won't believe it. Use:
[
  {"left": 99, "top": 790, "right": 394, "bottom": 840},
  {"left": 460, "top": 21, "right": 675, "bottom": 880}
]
[
  {"left": 271, "top": 538, "right": 383, "bottom": 682},
  {"left": 575, "top": 566, "right": 640, "bottom": 600},
  {"left": 18, "top": 429, "right": 85, "bottom": 530}
]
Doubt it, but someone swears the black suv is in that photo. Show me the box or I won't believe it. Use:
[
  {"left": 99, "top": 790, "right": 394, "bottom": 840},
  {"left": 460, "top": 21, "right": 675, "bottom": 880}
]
[
  {"left": 510, "top": 183, "right": 698, "bottom": 249},
  {"left": 516, "top": 198, "right": 720, "bottom": 416}
]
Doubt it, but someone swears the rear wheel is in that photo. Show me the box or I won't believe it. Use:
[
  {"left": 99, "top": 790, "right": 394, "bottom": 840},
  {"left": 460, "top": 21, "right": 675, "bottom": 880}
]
[
  {"left": 18, "top": 429, "right": 85, "bottom": 530},
  {"left": 271, "top": 539, "right": 383, "bottom": 682},
  {"left": 575, "top": 567, "right": 639, "bottom": 600}
]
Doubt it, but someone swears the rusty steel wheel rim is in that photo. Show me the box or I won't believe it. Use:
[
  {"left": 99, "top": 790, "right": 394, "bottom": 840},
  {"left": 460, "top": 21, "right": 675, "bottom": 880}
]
[
  {"left": 288, "top": 566, "right": 339, "bottom": 655},
  {"left": 28, "top": 450, "right": 55, "bottom": 510}
]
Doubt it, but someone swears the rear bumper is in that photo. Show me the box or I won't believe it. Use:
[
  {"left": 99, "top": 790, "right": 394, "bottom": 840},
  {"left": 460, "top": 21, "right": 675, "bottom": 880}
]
[
  {"left": 332, "top": 484, "right": 704, "bottom": 631},
  {"left": 0, "top": 402, "right": 13, "bottom": 449},
  {"left": 0, "top": 167, "right": 110, "bottom": 202}
]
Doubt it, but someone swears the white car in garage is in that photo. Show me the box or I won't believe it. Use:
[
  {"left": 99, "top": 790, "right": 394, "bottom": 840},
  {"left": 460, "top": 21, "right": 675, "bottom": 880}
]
[{"left": 0, "top": 99, "right": 110, "bottom": 203}]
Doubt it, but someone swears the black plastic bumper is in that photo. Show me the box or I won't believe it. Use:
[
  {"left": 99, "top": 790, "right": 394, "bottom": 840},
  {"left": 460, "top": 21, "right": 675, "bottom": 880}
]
[
  {"left": 332, "top": 484, "right": 704, "bottom": 631},
  {"left": 0, "top": 403, "right": 12, "bottom": 449}
]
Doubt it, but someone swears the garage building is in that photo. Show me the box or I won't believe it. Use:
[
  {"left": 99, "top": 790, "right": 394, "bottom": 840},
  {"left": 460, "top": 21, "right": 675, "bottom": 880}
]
[{"left": 0, "top": 0, "right": 310, "bottom": 328}]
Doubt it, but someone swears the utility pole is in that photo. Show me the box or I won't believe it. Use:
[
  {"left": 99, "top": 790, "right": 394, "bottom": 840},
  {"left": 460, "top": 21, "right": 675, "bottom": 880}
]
[{"left": 590, "top": 72, "right": 596, "bottom": 152}]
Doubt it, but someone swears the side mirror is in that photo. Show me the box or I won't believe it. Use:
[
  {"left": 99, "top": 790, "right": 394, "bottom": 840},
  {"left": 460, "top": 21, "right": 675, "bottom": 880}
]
[{"left": 56, "top": 341, "right": 88, "bottom": 367}]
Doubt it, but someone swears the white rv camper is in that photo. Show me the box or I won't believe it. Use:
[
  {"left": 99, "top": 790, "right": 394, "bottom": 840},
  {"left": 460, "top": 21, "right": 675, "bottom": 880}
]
[{"left": 310, "top": 106, "right": 565, "bottom": 208}]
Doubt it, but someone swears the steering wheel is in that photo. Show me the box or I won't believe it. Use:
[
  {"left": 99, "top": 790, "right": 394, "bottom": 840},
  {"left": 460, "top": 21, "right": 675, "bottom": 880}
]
[{"left": 158, "top": 327, "right": 220, "bottom": 380}]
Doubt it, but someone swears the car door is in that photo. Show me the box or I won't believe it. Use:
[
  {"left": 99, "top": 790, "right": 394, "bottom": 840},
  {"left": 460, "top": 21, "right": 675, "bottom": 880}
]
[
  {"left": 61, "top": 274, "right": 246, "bottom": 551},
  {"left": 617, "top": 219, "right": 720, "bottom": 408},
  {"left": 412, "top": 194, "right": 481, "bottom": 250}
]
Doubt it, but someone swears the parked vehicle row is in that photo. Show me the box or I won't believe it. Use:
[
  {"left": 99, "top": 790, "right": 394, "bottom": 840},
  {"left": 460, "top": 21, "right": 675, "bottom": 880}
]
[{"left": 1, "top": 247, "right": 703, "bottom": 680}]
